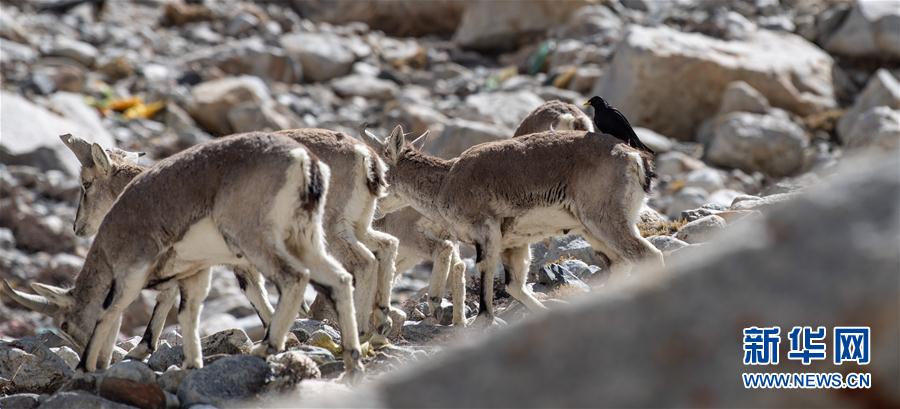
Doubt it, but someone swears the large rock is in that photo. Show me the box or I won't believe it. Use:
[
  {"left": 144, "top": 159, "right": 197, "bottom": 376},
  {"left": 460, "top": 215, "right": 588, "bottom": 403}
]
[
  {"left": 0, "top": 91, "right": 115, "bottom": 175},
  {"left": 597, "top": 25, "right": 835, "bottom": 140},
  {"left": 837, "top": 69, "right": 900, "bottom": 149},
  {"left": 824, "top": 0, "right": 900, "bottom": 61},
  {"left": 371, "top": 152, "right": 900, "bottom": 408},
  {"left": 179, "top": 38, "right": 301, "bottom": 83},
  {"left": 0, "top": 393, "right": 40, "bottom": 409},
  {"left": 178, "top": 355, "right": 269, "bottom": 407},
  {"left": 0, "top": 340, "right": 73, "bottom": 394},
  {"left": 427, "top": 119, "right": 508, "bottom": 159},
  {"left": 839, "top": 107, "right": 900, "bottom": 150},
  {"left": 705, "top": 112, "right": 809, "bottom": 177},
  {"left": 454, "top": 0, "right": 588, "bottom": 51},
  {"left": 287, "top": 0, "right": 465, "bottom": 37},
  {"left": 187, "top": 76, "right": 295, "bottom": 136},
  {"left": 464, "top": 91, "right": 544, "bottom": 130},
  {"left": 280, "top": 33, "right": 357, "bottom": 82},
  {"left": 37, "top": 391, "right": 136, "bottom": 409},
  {"left": 331, "top": 74, "right": 398, "bottom": 100}
]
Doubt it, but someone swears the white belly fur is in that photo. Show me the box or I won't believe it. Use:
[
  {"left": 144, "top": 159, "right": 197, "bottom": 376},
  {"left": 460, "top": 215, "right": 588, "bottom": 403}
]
[
  {"left": 172, "top": 217, "right": 243, "bottom": 267},
  {"left": 502, "top": 207, "right": 581, "bottom": 248}
]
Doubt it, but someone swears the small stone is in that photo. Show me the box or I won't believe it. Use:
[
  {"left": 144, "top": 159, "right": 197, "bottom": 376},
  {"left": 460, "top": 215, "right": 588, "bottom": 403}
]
[
  {"left": 674, "top": 215, "right": 728, "bottom": 244},
  {"left": 668, "top": 187, "right": 710, "bottom": 219},
  {"left": 291, "top": 320, "right": 340, "bottom": 343},
  {"left": 400, "top": 322, "right": 456, "bottom": 344},
  {"left": 103, "top": 360, "right": 155, "bottom": 384},
  {"left": 647, "top": 235, "right": 690, "bottom": 254},
  {"left": 225, "top": 13, "right": 259, "bottom": 37},
  {"left": 156, "top": 366, "right": 188, "bottom": 394},
  {"left": 43, "top": 37, "right": 97, "bottom": 67},
  {"left": 535, "top": 264, "right": 590, "bottom": 293},
  {"left": 290, "top": 346, "right": 336, "bottom": 366},
  {"left": 49, "top": 346, "right": 78, "bottom": 370},
  {"left": 332, "top": 74, "right": 398, "bottom": 100},
  {"left": 265, "top": 351, "right": 321, "bottom": 392}
]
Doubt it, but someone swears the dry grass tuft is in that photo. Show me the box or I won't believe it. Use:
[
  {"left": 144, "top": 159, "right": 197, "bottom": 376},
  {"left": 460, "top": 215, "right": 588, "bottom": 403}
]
[{"left": 638, "top": 218, "right": 687, "bottom": 237}]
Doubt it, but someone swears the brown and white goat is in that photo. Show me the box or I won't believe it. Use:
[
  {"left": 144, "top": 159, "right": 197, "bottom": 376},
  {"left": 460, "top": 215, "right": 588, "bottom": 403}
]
[
  {"left": 362, "top": 125, "right": 662, "bottom": 325},
  {"left": 2, "top": 133, "right": 363, "bottom": 375}
]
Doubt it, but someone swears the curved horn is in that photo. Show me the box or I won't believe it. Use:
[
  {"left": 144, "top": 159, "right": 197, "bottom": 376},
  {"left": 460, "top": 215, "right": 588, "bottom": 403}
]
[
  {"left": 1, "top": 280, "right": 58, "bottom": 314},
  {"left": 59, "top": 133, "right": 94, "bottom": 167},
  {"left": 410, "top": 130, "right": 430, "bottom": 151},
  {"left": 358, "top": 123, "right": 384, "bottom": 147}
]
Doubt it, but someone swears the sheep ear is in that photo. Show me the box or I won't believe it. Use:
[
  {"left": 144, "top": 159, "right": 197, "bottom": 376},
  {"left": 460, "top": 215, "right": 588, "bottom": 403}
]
[
  {"left": 91, "top": 143, "right": 112, "bottom": 175},
  {"left": 30, "top": 283, "right": 74, "bottom": 309},
  {"left": 410, "top": 130, "right": 430, "bottom": 151},
  {"left": 385, "top": 125, "right": 405, "bottom": 161}
]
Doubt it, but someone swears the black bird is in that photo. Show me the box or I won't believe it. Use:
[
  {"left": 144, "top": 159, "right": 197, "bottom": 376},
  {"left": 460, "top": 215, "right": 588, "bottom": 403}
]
[{"left": 584, "top": 96, "right": 655, "bottom": 155}]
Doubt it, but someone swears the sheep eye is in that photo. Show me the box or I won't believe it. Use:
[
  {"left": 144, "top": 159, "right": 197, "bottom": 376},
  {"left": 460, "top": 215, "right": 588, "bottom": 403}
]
[{"left": 60, "top": 322, "right": 68, "bottom": 331}]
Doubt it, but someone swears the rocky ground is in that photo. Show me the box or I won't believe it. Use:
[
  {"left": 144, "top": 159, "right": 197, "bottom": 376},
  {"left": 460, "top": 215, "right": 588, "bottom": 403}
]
[{"left": 0, "top": 0, "right": 898, "bottom": 407}]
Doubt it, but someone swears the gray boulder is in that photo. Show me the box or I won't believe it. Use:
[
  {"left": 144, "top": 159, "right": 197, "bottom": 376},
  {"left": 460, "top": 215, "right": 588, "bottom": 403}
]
[
  {"left": 178, "top": 355, "right": 269, "bottom": 407},
  {"left": 289, "top": 0, "right": 465, "bottom": 37},
  {"left": 102, "top": 360, "right": 155, "bottom": 384},
  {"left": 454, "top": 0, "right": 588, "bottom": 51},
  {"left": 0, "top": 393, "right": 39, "bottom": 409},
  {"left": 188, "top": 76, "right": 299, "bottom": 136},
  {"left": 706, "top": 112, "right": 809, "bottom": 177},
  {"left": 179, "top": 38, "right": 301, "bottom": 83},
  {"left": 597, "top": 25, "right": 835, "bottom": 140},
  {"left": 837, "top": 69, "right": 900, "bottom": 149},
  {"left": 633, "top": 127, "right": 674, "bottom": 153},
  {"left": 840, "top": 106, "right": 900, "bottom": 150},
  {"left": 0, "top": 340, "right": 73, "bottom": 394},
  {"left": 371, "top": 152, "right": 900, "bottom": 408},
  {"left": 667, "top": 187, "right": 710, "bottom": 219},
  {"left": 0, "top": 91, "right": 115, "bottom": 175},
  {"left": 332, "top": 74, "right": 398, "bottom": 100},
  {"left": 37, "top": 392, "right": 135, "bottom": 409},
  {"left": 825, "top": 0, "right": 900, "bottom": 61},
  {"left": 428, "top": 118, "right": 508, "bottom": 159},
  {"left": 464, "top": 91, "right": 544, "bottom": 130},
  {"left": 280, "top": 32, "right": 357, "bottom": 82},
  {"left": 655, "top": 151, "right": 707, "bottom": 178}
]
